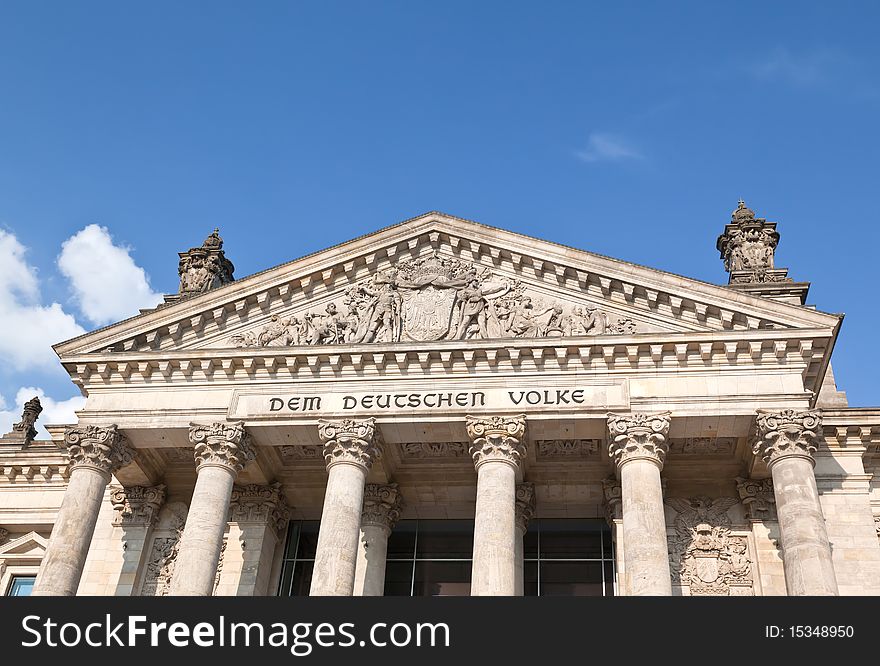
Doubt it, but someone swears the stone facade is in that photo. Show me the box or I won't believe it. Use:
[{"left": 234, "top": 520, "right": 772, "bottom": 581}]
[{"left": 2, "top": 205, "right": 879, "bottom": 597}]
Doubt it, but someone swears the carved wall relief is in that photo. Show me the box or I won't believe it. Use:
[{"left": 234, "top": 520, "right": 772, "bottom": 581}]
[
  {"left": 231, "top": 252, "right": 636, "bottom": 347},
  {"left": 666, "top": 497, "right": 753, "bottom": 596},
  {"left": 139, "top": 502, "right": 226, "bottom": 596},
  {"left": 536, "top": 439, "right": 600, "bottom": 458}
]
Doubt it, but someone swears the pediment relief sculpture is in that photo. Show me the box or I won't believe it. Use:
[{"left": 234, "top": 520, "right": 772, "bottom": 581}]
[{"left": 230, "top": 252, "right": 635, "bottom": 347}]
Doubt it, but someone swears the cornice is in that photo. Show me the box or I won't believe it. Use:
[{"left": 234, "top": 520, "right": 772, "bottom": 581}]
[{"left": 60, "top": 327, "right": 832, "bottom": 395}]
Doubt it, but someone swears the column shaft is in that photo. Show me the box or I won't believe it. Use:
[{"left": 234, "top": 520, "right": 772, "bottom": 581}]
[
  {"left": 755, "top": 409, "right": 838, "bottom": 596},
  {"left": 472, "top": 462, "right": 518, "bottom": 595},
  {"left": 467, "top": 415, "right": 527, "bottom": 597},
  {"left": 33, "top": 425, "right": 134, "bottom": 596},
  {"left": 311, "top": 463, "right": 367, "bottom": 595},
  {"left": 772, "top": 456, "right": 838, "bottom": 595},
  {"left": 353, "top": 483, "right": 402, "bottom": 597},
  {"left": 310, "top": 418, "right": 381, "bottom": 596},
  {"left": 33, "top": 468, "right": 109, "bottom": 596},
  {"left": 169, "top": 421, "right": 255, "bottom": 597},
  {"left": 619, "top": 460, "right": 671, "bottom": 595},
  {"left": 170, "top": 466, "right": 235, "bottom": 595},
  {"left": 354, "top": 524, "right": 390, "bottom": 596},
  {"left": 607, "top": 412, "right": 672, "bottom": 597}
]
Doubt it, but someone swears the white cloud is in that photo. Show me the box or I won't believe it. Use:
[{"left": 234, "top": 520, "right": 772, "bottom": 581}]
[
  {"left": 0, "top": 230, "right": 86, "bottom": 371},
  {"left": 575, "top": 132, "right": 643, "bottom": 163},
  {"left": 0, "top": 387, "right": 85, "bottom": 440},
  {"left": 58, "top": 224, "right": 163, "bottom": 326},
  {"left": 752, "top": 47, "right": 849, "bottom": 87}
]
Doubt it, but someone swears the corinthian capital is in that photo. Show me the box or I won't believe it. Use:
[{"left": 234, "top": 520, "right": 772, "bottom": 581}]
[
  {"left": 601, "top": 477, "right": 622, "bottom": 524},
  {"left": 64, "top": 425, "right": 136, "bottom": 476},
  {"left": 607, "top": 412, "right": 671, "bottom": 470},
  {"left": 189, "top": 421, "right": 255, "bottom": 474},
  {"left": 466, "top": 414, "right": 527, "bottom": 471},
  {"left": 318, "top": 418, "right": 381, "bottom": 471},
  {"left": 110, "top": 484, "right": 167, "bottom": 527},
  {"left": 229, "top": 482, "right": 291, "bottom": 538},
  {"left": 515, "top": 482, "right": 536, "bottom": 533},
  {"left": 735, "top": 477, "right": 776, "bottom": 521},
  {"left": 753, "top": 409, "right": 822, "bottom": 467},
  {"left": 362, "top": 483, "right": 403, "bottom": 532}
]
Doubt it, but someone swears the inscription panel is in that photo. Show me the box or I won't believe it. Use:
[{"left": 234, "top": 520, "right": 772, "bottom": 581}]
[{"left": 229, "top": 381, "right": 628, "bottom": 420}]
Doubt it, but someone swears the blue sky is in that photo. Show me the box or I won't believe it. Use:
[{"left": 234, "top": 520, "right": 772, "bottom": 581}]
[{"left": 1, "top": 2, "right": 878, "bottom": 432}]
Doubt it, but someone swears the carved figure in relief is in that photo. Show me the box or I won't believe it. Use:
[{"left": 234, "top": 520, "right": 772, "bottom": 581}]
[
  {"left": 306, "top": 304, "right": 346, "bottom": 345},
  {"left": 450, "top": 277, "right": 509, "bottom": 339},
  {"left": 355, "top": 275, "right": 403, "bottom": 343}
]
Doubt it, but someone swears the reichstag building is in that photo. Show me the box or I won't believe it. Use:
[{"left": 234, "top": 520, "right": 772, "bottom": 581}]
[{"left": 2, "top": 202, "right": 878, "bottom": 597}]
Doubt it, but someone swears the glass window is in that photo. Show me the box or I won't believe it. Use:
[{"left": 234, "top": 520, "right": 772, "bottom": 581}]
[
  {"left": 277, "top": 520, "right": 320, "bottom": 596},
  {"left": 278, "top": 517, "right": 615, "bottom": 597},
  {"left": 7, "top": 576, "right": 36, "bottom": 597}
]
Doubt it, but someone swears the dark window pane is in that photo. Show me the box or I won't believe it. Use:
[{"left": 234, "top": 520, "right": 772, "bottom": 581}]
[
  {"left": 523, "top": 525, "right": 539, "bottom": 559},
  {"left": 284, "top": 522, "right": 301, "bottom": 559},
  {"left": 538, "top": 519, "right": 604, "bottom": 559},
  {"left": 523, "top": 561, "right": 539, "bottom": 597},
  {"left": 604, "top": 561, "right": 616, "bottom": 596},
  {"left": 296, "top": 522, "right": 320, "bottom": 559},
  {"left": 383, "top": 561, "right": 414, "bottom": 596},
  {"left": 540, "top": 561, "right": 604, "bottom": 597},
  {"left": 413, "top": 561, "right": 472, "bottom": 597},
  {"left": 7, "top": 576, "right": 35, "bottom": 596},
  {"left": 278, "top": 562, "right": 295, "bottom": 596},
  {"left": 386, "top": 520, "right": 417, "bottom": 560},
  {"left": 290, "top": 562, "right": 314, "bottom": 596},
  {"left": 415, "top": 520, "right": 474, "bottom": 560}
]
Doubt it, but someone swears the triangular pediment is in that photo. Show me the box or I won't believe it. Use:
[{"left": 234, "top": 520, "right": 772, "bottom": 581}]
[
  {"left": 0, "top": 532, "right": 47, "bottom": 557},
  {"left": 54, "top": 211, "right": 841, "bottom": 359}
]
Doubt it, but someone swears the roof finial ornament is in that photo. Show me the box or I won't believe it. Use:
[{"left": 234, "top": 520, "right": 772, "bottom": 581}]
[
  {"left": 11, "top": 396, "right": 42, "bottom": 445},
  {"left": 717, "top": 200, "right": 789, "bottom": 285},
  {"left": 177, "top": 228, "right": 235, "bottom": 296}
]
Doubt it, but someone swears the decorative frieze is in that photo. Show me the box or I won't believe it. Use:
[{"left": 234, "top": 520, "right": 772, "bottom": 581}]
[
  {"left": 753, "top": 409, "right": 822, "bottom": 466},
  {"left": 361, "top": 483, "right": 404, "bottom": 532},
  {"left": 64, "top": 425, "right": 136, "bottom": 476},
  {"left": 667, "top": 438, "right": 736, "bottom": 455},
  {"left": 515, "top": 483, "right": 536, "bottom": 533},
  {"left": 229, "top": 482, "right": 291, "bottom": 539},
  {"left": 399, "top": 442, "right": 468, "bottom": 459},
  {"left": 178, "top": 228, "right": 235, "bottom": 296},
  {"left": 317, "top": 418, "right": 382, "bottom": 471},
  {"left": 465, "top": 415, "right": 527, "bottom": 470},
  {"left": 601, "top": 478, "right": 622, "bottom": 523},
  {"left": 735, "top": 477, "right": 776, "bottom": 521},
  {"left": 607, "top": 412, "right": 671, "bottom": 469},
  {"left": 278, "top": 445, "right": 324, "bottom": 465},
  {"left": 0, "top": 527, "right": 8, "bottom": 543},
  {"left": 666, "top": 497, "right": 753, "bottom": 596},
  {"left": 536, "top": 439, "right": 600, "bottom": 458},
  {"left": 109, "top": 484, "right": 167, "bottom": 528},
  {"left": 230, "top": 252, "right": 637, "bottom": 348},
  {"left": 189, "top": 422, "right": 255, "bottom": 474}
]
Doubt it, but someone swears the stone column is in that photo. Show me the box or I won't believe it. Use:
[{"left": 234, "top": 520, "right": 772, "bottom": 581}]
[
  {"left": 169, "top": 422, "right": 255, "bottom": 596},
  {"left": 602, "top": 477, "right": 626, "bottom": 596},
  {"left": 354, "top": 483, "right": 403, "bottom": 596},
  {"left": 754, "top": 409, "right": 838, "bottom": 596},
  {"left": 109, "top": 484, "right": 166, "bottom": 595},
  {"left": 514, "top": 482, "right": 535, "bottom": 596},
  {"left": 310, "top": 419, "right": 382, "bottom": 596},
  {"left": 466, "top": 414, "right": 527, "bottom": 596},
  {"left": 33, "top": 425, "right": 135, "bottom": 596},
  {"left": 607, "top": 412, "right": 672, "bottom": 596},
  {"left": 225, "top": 483, "right": 291, "bottom": 596}
]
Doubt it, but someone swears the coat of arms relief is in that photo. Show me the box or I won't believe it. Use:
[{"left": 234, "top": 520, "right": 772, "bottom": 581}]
[
  {"left": 231, "top": 253, "right": 635, "bottom": 347},
  {"left": 666, "top": 497, "right": 754, "bottom": 596}
]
